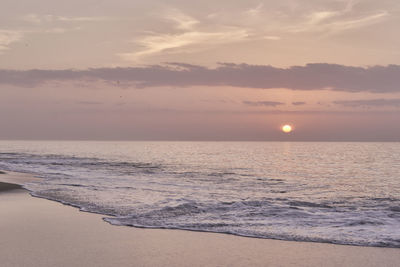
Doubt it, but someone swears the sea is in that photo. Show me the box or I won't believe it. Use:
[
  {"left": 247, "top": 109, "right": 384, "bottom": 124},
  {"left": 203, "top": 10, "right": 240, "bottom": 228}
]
[{"left": 0, "top": 141, "right": 399, "bottom": 247}]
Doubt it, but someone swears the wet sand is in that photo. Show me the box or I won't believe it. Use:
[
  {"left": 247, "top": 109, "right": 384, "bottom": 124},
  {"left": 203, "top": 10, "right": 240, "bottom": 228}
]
[
  {"left": 0, "top": 181, "right": 22, "bottom": 191},
  {"left": 1, "top": 171, "right": 399, "bottom": 267}
]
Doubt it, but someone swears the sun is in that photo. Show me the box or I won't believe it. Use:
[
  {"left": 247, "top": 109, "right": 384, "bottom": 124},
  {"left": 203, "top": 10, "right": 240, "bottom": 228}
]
[{"left": 282, "top": 124, "right": 292, "bottom": 133}]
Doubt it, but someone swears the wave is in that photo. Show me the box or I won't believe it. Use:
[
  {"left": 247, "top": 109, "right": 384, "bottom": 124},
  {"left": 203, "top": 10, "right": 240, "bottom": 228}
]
[
  {"left": 1, "top": 145, "right": 400, "bottom": 249},
  {"left": 29, "top": 183, "right": 400, "bottom": 248}
]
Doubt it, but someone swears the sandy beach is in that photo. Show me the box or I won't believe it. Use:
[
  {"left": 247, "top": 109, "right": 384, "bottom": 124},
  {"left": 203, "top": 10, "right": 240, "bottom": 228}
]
[{"left": 0, "top": 171, "right": 399, "bottom": 267}]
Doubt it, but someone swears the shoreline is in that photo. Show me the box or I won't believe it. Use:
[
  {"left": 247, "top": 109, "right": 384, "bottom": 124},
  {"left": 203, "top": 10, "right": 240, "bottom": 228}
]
[{"left": 1, "top": 171, "right": 400, "bottom": 266}]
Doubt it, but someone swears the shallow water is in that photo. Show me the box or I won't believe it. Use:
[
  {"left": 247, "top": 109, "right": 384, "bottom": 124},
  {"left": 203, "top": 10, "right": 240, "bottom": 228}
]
[{"left": 0, "top": 141, "right": 399, "bottom": 247}]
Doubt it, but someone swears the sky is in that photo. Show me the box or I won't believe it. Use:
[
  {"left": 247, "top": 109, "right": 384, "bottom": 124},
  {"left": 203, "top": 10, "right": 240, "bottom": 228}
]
[{"left": 1, "top": 0, "right": 400, "bottom": 141}]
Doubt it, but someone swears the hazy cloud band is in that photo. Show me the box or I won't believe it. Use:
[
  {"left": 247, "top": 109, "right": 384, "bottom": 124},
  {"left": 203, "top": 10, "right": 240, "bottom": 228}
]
[
  {"left": 243, "top": 101, "right": 284, "bottom": 107},
  {"left": 334, "top": 98, "right": 400, "bottom": 107},
  {"left": 1, "top": 63, "right": 400, "bottom": 93}
]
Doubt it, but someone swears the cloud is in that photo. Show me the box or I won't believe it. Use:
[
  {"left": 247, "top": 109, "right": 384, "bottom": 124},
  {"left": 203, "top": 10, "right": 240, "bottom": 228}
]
[
  {"left": 334, "top": 99, "right": 400, "bottom": 107},
  {"left": 164, "top": 9, "right": 200, "bottom": 30},
  {"left": 327, "top": 11, "right": 389, "bottom": 32},
  {"left": 294, "top": 11, "right": 389, "bottom": 33},
  {"left": 263, "top": 36, "right": 281, "bottom": 40},
  {"left": 1, "top": 63, "right": 400, "bottom": 93},
  {"left": 119, "top": 9, "right": 285, "bottom": 62},
  {"left": 243, "top": 101, "right": 285, "bottom": 107},
  {"left": 120, "top": 29, "right": 249, "bottom": 61},
  {"left": 245, "top": 3, "right": 264, "bottom": 17},
  {"left": 21, "top": 14, "right": 111, "bottom": 24},
  {"left": 292, "top": 101, "right": 306, "bottom": 106},
  {"left": 16, "top": 14, "right": 106, "bottom": 36},
  {"left": 0, "top": 30, "right": 23, "bottom": 53},
  {"left": 307, "top": 11, "right": 338, "bottom": 25},
  {"left": 289, "top": 0, "right": 389, "bottom": 35}
]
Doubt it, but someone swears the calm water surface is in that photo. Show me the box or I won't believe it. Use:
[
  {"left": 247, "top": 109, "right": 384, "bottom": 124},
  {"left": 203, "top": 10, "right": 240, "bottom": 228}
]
[{"left": 0, "top": 141, "right": 399, "bottom": 247}]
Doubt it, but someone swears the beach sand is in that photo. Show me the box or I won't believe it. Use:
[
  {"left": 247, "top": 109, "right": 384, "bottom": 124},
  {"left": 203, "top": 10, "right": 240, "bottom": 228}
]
[{"left": 0, "top": 171, "right": 399, "bottom": 267}]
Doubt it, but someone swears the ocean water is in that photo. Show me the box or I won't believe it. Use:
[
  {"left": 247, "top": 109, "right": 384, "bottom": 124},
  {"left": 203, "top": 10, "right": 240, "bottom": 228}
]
[{"left": 0, "top": 141, "right": 399, "bottom": 247}]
